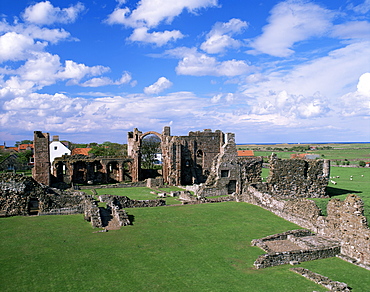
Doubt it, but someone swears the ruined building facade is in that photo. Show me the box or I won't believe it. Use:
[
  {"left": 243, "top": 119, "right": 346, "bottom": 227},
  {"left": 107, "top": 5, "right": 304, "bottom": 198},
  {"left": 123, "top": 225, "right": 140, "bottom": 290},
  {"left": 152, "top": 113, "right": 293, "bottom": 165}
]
[
  {"left": 128, "top": 127, "right": 227, "bottom": 186},
  {"left": 33, "top": 127, "right": 231, "bottom": 187},
  {"left": 32, "top": 128, "right": 330, "bottom": 200}
]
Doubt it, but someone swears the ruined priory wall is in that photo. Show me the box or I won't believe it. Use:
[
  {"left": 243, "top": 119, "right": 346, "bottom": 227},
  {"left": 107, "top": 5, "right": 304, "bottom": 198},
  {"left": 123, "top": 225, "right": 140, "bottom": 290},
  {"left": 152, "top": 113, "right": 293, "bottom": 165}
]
[
  {"left": 320, "top": 194, "right": 370, "bottom": 265},
  {"left": 0, "top": 173, "right": 87, "bottom": 216},
  {"left": 267, "top": 156, "right": 329, "bottom": 199},
  {"left": 244, "top": 185, "right": 370, "bottom": 266}
]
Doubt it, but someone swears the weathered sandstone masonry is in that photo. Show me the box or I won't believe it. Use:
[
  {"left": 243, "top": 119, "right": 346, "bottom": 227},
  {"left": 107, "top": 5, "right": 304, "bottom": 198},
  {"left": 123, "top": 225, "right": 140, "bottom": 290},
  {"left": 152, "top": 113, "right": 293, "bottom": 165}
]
[
  {"left": 244, "top": 185, "right": 370, "bottom": 267},
  {"left": 196, "top": 133, "right": 263, "bottom": 197},
  {"left": 0, "top": 173, "right": 90, "bottom": 217},
  {"left": 99, "top": 195, "right": 166, "bottom": 208},
  {"left": 267, "top": 154, "right": 330, "bottom": 199},
  {"left": 291, "top": 267, "right": 351, "bottom": 291},
  {"left": 53, "top": 154, "right": 132, "bottom": 185},
  {"left": 128, "top": 127, "right": 226, "bottom": 185},
  {"left": 33, "top": 131, "right": 51, "bottom": 186},
  {"left": 251, "top": 230, "right": 340, "bottom": 269}
]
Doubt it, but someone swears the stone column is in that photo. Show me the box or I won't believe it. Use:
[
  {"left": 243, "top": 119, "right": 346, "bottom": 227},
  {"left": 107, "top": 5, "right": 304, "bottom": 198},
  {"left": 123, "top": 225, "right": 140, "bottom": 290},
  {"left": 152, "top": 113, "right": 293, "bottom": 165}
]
[{"left": 32, "top": 131, "right": 51, "bottom": 186}]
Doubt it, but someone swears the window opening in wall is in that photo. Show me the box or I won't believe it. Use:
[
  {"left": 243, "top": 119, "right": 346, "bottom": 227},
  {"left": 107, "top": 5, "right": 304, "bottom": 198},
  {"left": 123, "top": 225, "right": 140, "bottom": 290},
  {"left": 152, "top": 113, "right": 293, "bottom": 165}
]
[
  {"left": 221, "top": 170, "right": 229, "bottom": 177},
  {"left": 54, "top": 146, "right": 57, "bottom": 150}
]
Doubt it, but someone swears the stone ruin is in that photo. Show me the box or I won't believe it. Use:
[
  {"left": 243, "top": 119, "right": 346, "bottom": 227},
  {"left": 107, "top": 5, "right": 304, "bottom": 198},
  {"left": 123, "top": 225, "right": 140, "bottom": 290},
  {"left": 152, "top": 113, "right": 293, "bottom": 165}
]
[
  {"left": 196, "top": 132, "right": 263, "bottom": 197},
  {"left": 267, "top": 153, "right": 330, "bottom": 199},
  {"left": 4, "top": 127, "right": 369, "bottom": 269},
  {"left": 0, "top": 173, "right": 90, "bottom": 217},
  {"left": 251, "top": 229, "right": 341, "bottom": 269},
  {"left": 127, "top": 127, "right": 228, "bottom": 185},
  {"left": 245, "top": 186, "right": 370, "bottom": 269},
  {"left": 52, "top": 154, "right": 132, "bottom": 186}
]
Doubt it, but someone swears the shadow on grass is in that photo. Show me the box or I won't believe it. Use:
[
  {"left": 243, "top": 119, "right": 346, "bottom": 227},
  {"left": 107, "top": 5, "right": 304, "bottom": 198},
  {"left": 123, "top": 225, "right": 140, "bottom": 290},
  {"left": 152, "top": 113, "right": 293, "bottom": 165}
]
[
  {"left": 128, "top": 214, "right": 135, "bottom": 225},
  {"left": 326, "top": 186, "right": 362, "bottom": 197}
]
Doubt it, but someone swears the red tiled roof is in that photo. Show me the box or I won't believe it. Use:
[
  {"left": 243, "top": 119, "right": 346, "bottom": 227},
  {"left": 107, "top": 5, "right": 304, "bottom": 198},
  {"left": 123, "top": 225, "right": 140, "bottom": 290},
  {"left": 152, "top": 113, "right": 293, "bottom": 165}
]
[
  {"left": 72, "top": 148, "right": 92, "bottom": 156},
  {"left": 7, "top": 147, "right": 18, "bottom": 151},
  {"left": 18, "top": 144, "right": 34, "bottom": 150},
  {"left": 237, "top": 150, "right": 254, "bottom": 157}
]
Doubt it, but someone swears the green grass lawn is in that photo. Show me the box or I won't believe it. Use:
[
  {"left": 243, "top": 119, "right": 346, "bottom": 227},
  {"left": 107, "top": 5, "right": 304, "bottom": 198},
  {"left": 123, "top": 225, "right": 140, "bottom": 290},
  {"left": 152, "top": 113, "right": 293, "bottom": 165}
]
[
  {"left": 0, "top": 202, "right": 330, "bottom": 292},
  {"left": 1, "top": 202, "right": 369, "bottom": 291}
]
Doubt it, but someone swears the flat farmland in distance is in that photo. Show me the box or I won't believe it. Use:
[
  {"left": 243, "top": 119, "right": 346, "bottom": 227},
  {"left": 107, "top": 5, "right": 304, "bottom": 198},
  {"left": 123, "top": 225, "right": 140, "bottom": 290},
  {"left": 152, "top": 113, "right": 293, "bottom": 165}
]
[{"left": 238, "top": 143, "right": 370, "bottom": 161}]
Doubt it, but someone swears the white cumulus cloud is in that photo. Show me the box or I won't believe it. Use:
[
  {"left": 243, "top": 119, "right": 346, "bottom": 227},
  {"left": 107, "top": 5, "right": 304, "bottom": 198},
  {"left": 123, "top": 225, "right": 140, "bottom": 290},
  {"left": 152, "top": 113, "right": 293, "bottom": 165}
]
[
  {"left": 340, "top": 72, "right": 370, "bottom": 116},
  {"left": 129, "top": 27, "right": 184, "bottom": 46},
  {"left": 106, "top": 0, "right": 218, "bottom": 46},
  {"left": 0, "top": 32, "right": 45, "bottom": 63},
  {"left": 144, "top": 77, "right": 173, "bottom": 94},
  {"left": 201, "top": 18, "right": 248, "bottom": 54},
  {"left": 107, "top": 0, "right": 218, "bottom": 28},
  {"left": 81, "top": 71, "right": 133, "bottom": 87},
  {"left": 175, "top": 49, "right": 250, "bottom": 76},
  {"left": 22, "top": 1, "right": 85, "bottom": 25}
]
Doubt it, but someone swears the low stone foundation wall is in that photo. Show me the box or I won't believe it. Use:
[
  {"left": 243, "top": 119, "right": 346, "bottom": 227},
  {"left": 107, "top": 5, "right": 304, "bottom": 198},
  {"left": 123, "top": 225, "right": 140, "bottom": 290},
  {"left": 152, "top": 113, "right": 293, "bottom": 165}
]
[
  {"left": 81, "top": 181, "right": 147, "bottom": 190},
  {"left": 99, "top": 195, "right": 166, "bottom": 208},
  {"left": 251, "top": 229, "right": 314, "bottom": 252},
  {"left": 291, "top": 267, "right": 351, "bottom": 291},
  {"left": 39, "top": 206, "right": 84, "bottom": 216},
  {"left": 254, "top": 246, "right": 341, "bottom": 269},
  {"left": 180, "top": 194, "right": 236, "bottom": 205}
]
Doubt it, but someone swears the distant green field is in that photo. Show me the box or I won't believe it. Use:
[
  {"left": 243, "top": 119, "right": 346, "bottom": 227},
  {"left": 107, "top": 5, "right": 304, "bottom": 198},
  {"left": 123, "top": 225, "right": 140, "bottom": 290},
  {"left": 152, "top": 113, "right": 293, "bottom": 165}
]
[
  {"left": 240, "top": 143, "right": 370, "bottom": 161},
  {"left": 312, "top": 167, "right": 370, "bottom": 221}
]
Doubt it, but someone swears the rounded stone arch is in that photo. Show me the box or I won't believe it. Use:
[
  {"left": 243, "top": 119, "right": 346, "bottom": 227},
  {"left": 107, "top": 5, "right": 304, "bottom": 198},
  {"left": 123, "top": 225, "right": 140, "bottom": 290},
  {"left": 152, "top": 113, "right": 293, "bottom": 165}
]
[{"left": 140, "top": 131, "right": 163, "bottom": 143}]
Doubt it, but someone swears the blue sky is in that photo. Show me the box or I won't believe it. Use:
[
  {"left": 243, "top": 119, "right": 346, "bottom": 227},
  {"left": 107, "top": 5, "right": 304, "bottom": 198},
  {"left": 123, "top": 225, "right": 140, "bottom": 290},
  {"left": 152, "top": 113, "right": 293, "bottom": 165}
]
[{"left": 0, "top": 0, "right": 369, "bottom": 145}]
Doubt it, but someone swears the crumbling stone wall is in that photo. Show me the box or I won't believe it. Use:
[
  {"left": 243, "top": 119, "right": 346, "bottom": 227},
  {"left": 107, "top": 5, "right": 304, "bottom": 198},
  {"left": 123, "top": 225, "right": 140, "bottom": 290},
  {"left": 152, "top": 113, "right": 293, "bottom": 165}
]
[
  {"left": 243, "top": 184, "right": 370, "bottom": 267},
  {"left": 291, "top": 267, "right": 351, "bottom": 291},
  {"left": 0, "top": 173, "right": 89, "bottom": 217},
  {"left": 128, "top": 127, "right": 225, "bottom": 186},
  {"left": 196, "top": 133, "right": 263, "bottom": 197},
  {"left": 321, "top": 194, "right": 370, "bottom": 265},
  {"left": 52, "top": 155, "right": 132, "bottom": 186},
  {"left": 267, "top": 154, "right": 330, "bottom": 199},
  {"left": 251, "top": 229, "right": 340, "bottom": 269},
  {"left": 99, "top": 195, "right": 166, "bottom": 208},
  {"left": 32, "top": 131, "right": 51, "bottom": 186},
  {"left": 254, "top": 245, "right": 340, "bottom": 269}
]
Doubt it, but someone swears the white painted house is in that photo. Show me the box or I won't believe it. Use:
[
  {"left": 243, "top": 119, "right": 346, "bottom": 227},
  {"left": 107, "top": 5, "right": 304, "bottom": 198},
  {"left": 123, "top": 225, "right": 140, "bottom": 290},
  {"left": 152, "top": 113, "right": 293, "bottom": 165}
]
[{"left": 49, "top": 136, "right": 71, "bottom": 170}]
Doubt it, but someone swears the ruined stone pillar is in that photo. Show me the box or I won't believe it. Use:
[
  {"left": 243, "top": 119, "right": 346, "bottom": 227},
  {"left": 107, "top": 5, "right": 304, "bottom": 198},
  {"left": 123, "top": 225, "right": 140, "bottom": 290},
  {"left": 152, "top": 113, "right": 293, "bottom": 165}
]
[
  {"left": 32, "top": 131, "right": 51, "bottom": 186},
  {"left": 127, "top": 128, "right": 142, "bottom": 182},
  {"left": 118, "top": 163, "right": 124, "bottom": 182},
  {"left": 175, "top": 142, "right": 182, "bottom": 185}
]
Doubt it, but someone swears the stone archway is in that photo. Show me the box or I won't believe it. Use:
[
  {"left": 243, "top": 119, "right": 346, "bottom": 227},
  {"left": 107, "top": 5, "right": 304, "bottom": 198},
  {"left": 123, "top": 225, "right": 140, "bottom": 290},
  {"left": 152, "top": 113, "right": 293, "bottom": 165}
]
[
  {"left": 140, "top": 132, "right": 163, "bottom": 181},
  {"left": 107, "top": 161, "right": 120, "bottom": 183},
  {"left": 128, "top": 128, "right": 167, "bottom": 183}
]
